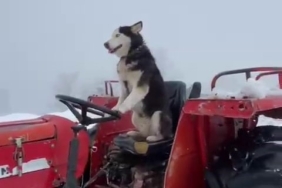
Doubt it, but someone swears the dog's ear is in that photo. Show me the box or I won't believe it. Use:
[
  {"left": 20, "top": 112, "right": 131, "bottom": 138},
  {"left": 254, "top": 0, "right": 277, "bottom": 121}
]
[{"left": 131, "top": 21, "right": 143, "bottom": 33}]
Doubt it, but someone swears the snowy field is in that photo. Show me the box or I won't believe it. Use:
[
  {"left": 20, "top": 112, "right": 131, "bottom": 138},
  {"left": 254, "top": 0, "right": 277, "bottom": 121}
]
[
  {"left": 1, "top": 0, "right": 282, "bottom": 116},
  {"left": 1, "top": 78, "right": 282, "bottom": 127},
  {"left": 0, "top": 111, "right": 282, "bottom": 127},
  {"left": 0, "top": 109, "right": 100, "bottom": 130}
]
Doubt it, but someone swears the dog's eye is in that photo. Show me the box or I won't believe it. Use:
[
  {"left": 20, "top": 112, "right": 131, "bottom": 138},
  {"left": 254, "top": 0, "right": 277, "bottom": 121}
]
[{"left": 115, "top": 34, "right": 120, "bottom": 37}]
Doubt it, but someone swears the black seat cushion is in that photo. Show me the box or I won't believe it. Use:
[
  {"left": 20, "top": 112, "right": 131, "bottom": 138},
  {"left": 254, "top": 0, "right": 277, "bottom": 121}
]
[
  {"left": 187, "top": 82, "right": 201, "bottom": 99},
  {"left": 113, "top": 134, "right": 173, "bottom": 155},
  {"left": 166, "top": 81, "right": 201, "bottom": 133},
  {"left": 113, "top": 81, "right": 202, "bottom": 155},
  {"left": 165, "top": 81, "right": 187, "bottom": 132}
]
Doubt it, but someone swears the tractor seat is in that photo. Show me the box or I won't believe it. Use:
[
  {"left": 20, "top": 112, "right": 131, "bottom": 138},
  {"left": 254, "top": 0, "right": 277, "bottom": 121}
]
[
  {"left": 113, "top": 81, "right": 202, "bottom": 155},
  {"left": 113, "top": 134, "right": 173, "bottom": 155}
]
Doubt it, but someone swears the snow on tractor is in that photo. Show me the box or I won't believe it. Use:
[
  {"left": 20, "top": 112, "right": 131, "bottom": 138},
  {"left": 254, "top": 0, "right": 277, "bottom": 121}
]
[{"left": 1, "top": 67, "right": 282, "bottom": 188}]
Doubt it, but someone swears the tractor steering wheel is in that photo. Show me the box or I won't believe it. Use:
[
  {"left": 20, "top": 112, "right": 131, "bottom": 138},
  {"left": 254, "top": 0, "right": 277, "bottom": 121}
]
[{"left": 55, "top": 94, "right": 121, "bottom": 128}]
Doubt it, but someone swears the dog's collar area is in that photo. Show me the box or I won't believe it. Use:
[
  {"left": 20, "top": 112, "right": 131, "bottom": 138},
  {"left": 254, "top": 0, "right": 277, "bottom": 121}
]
[{"left": 122, "top": 44, "right": 146, "bottom": 59}]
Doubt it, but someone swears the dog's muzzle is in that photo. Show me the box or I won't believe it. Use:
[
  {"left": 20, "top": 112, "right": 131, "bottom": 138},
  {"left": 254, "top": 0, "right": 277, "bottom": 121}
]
[{"left": 104, "top": 42, "right": 122, "bottom": 54}]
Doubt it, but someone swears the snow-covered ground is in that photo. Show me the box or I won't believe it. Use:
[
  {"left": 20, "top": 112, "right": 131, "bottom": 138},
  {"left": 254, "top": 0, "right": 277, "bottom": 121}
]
[
  {"left": 257, "top": 115, "right": 282, "bottom": 127},
  {"left": 1, "top": 78, "right": 282, "bottom": 127},
  {"left": 0, "top": 109, "right": 282, "bottom": 127},
  {"left": 210, "top": 78, "right": 282, "bottom": 99},
  {"left": 0, "top": 109, "right": 99, "bottom": 130}
]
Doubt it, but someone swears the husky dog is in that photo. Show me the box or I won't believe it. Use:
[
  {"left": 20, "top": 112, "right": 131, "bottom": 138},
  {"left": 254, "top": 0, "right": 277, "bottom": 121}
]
[{"left": 104, "top": 21, "right": 172, "bottom": 142}]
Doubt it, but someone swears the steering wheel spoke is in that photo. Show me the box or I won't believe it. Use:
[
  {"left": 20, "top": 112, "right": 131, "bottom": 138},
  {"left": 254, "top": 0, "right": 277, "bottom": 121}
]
[
  {"left": 55, "top": 94, "right": 121, "bottom": 127},
  {"left": 59, "top": 100, "right": 83, "bottom": 122}
]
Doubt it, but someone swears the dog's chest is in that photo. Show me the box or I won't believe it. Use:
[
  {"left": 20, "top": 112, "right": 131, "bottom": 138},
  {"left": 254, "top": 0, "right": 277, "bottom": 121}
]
[
  {"left": 117, "top": 59, "right": 142, "bottom": 86},
  {"left": 116, "top": 59, "right": 128, "bottom": 77}
]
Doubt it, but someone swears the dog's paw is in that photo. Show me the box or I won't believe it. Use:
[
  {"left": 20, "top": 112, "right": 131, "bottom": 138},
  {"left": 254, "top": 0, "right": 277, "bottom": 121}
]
[
  {"left": 112, "top": 110, "right": 122, "bottom": 118},
  {"left": 127, "top": 131, "right": 141, "bottom": 137},
  {"left": 111, "top": 105, "right": 119, "bottom": 111},
  {"left": 146, "top": 135, "right": 164, "bottom": 142},
  {"left": 117, "top": 103, "right": 130, "bottom": 114}
]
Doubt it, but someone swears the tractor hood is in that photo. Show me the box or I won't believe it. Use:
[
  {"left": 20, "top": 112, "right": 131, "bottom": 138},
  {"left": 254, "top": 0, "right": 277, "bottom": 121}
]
[
  {"left": 0, "top": 118, "right": 55, "bottom": 147},
  {"left": 0, "top": 115, "right": 90, "bottom": 188}
]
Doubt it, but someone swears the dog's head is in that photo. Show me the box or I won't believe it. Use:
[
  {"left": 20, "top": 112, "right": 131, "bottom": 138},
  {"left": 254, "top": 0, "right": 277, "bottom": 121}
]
[{"left": 104, "top": 21, "right": 144, "bottom": 58}]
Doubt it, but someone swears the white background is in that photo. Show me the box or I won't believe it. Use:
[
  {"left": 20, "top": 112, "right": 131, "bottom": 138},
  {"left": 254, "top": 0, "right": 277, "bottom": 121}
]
[{"left": 0, "top": 0, "right": 282, "bottom": 114}]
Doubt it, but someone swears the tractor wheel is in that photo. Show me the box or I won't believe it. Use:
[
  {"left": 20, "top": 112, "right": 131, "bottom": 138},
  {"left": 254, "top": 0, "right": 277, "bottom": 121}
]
[{"left": 205, "top": 170, "right": 222, "bottom": 188}]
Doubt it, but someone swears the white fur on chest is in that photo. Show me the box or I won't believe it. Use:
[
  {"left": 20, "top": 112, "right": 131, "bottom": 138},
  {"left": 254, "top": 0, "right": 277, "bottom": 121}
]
[
  {"left": 116, "top": 59, "right": 145, "bottom": 113},
  {"left": 117, "top": 59, "right": 142, "bottom": 89}
]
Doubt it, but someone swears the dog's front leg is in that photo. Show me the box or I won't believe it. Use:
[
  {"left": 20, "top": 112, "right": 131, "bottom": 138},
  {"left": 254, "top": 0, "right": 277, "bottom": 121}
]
[
  {"left": 112, "top": 82, "right": 128, "bottom": 111},
  {"left": 118, "top": 85, "right": 149, "bottom": 114}
]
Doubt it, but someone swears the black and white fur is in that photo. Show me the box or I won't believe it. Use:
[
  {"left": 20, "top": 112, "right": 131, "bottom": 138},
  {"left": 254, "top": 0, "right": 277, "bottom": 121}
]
[{"left": 104, "top": 21, "right": 172, "bottom": 142}]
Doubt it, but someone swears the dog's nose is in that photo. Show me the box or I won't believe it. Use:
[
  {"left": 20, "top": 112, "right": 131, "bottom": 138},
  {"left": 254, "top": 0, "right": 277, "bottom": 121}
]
[{"left": 104, "top": 42, "right": 109, "bottom": 49}]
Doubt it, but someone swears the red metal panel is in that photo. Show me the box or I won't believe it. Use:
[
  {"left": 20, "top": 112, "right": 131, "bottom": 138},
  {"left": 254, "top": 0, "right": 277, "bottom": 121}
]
[
  {"left": 0, "top": 118, "right": 46, "bottom": 126},
  {"left": 45, "top": 115, "right": 90, "bottom": 181},
  {"left": 86, "top": 97, "right": 135, "bottom": 188},
  {"left": 184, "top": 99, "right": 255, "bottom": 118},
  {"left": 0, "top": 170, "right": 55, "bottom": 188},
  {"left": 0, "top": 139, "right": 56, "bottom": 188},
  {"left": 253, "top": 97, "right": 282, "bottom": 111},
  {"left": 0, "top": 118, "right": 55, "bottom": 146},
  {"left": 165, "top": 113, "right": 205, "bottom": 188},
  {"left": 0, "top": 115, "right": 90, "bottom": 188}
]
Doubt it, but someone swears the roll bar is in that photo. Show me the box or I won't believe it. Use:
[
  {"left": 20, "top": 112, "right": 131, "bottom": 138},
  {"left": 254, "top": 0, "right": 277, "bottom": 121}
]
[{"left": 211, "top": 67, "right": 282, "bottom": 90}]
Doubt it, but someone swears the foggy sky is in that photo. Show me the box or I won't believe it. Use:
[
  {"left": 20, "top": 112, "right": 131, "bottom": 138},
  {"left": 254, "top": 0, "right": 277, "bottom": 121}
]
[{"left": 0, "top": 0, "right": 282, "bottom": 114}]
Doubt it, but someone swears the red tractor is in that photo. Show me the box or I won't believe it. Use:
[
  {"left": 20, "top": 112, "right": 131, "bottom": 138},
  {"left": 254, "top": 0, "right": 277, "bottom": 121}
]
[{"left": 1, "top": 67, "right": 282, "bottom": 188}]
